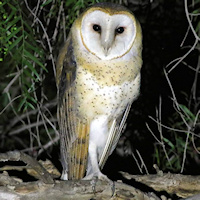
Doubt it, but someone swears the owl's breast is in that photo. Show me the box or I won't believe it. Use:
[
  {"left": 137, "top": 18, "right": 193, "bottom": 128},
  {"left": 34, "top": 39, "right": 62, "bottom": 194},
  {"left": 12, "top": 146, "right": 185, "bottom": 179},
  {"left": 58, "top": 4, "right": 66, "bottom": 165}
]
[{"left": 75, "top": 65, "right": 140, "bottom": 121}]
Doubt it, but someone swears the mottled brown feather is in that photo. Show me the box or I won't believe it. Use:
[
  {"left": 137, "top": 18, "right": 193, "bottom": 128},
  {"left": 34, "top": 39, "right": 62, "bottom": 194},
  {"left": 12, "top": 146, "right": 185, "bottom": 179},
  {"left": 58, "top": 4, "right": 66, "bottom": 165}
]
[{"left": 56, "top": 33, "right": 90, "bottom": 180}]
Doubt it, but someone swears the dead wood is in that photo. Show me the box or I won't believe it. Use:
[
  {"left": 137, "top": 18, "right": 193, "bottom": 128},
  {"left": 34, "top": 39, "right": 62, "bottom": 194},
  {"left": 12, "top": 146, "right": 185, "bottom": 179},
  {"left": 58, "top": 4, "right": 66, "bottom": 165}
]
[
  {"left": 0, "top": 151, "right": 54, "bottom": 184},
  {"left": 0, "top": 151, "right": 200, "bottom": 200},
  {"left": 0, "top": 179, "right": 163, "bottom": 200},
  {"left": 121, "top": 172, "right": 200, "bottom": 199}
]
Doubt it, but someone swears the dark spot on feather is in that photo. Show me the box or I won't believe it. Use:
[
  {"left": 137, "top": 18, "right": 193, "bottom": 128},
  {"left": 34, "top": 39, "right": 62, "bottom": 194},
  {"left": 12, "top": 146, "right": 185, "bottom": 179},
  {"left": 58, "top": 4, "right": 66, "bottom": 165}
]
[
  {"left": 77, "top": 138, "right": 86, "bottom": 143},
  {"left": 76, "top": 158, "right": 84, "bottom": 165}
]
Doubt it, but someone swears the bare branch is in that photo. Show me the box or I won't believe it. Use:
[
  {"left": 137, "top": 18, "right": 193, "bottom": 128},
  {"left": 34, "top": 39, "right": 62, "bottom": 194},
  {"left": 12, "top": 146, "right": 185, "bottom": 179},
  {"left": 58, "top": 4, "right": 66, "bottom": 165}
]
[
  {"left": 24, "top": 0, "right": 56, "bottom": 78},
  {"left": 0, "top": 151, "right": 54, "bottom": 184},
  {"left": 184, "top": 0, "right": 200, "bottom": 41},
  {"left": 166, "top": 39, "right": 198, "bottom": 73}
]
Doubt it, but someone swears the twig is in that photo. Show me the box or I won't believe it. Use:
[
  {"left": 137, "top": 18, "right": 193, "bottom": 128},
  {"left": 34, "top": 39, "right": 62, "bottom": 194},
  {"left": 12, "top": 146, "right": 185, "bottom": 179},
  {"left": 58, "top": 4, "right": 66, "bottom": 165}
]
[
  {"left": 5, "top": 100, "right": 56, "bottom": 132},
  {"left": 8, "top": 119, "right": 57, "bottom": 136},
  {"left": 0, "top": 151, "right": 54, "bottom": 184},
  {"left": 131, "top": 152, "right": 143, "bottom": 174},
  {"left": 181, "top": 126, "right": 191, "bottom": 172},
  {"left": 24, "top": 0, "right": 56, "bottom": 78},
  {"left": 146, "top": 122, "right": 162, "bottom": 144},
  {"left": 38, "top": 135, "right": 59, "bottom": 155},
  {"left": 180, "top": 25, "right": 191, "bottom": 47},
  {"left": 136, "top": 149, "right": 149, "bottom": 174},
  {"left": 182, "top": 61, "right": 200, "bottom": 73},
  {"left": 164, "top": 70, "right": 193, "bottom": 172},
  {"left": 166, "top": 39, "right": 198, "bottom": 73},
  {"left": 33, "top": 0, "right": 41, "bottom": 25},
  {"left": 190, "top": 46, "right": 200, "bottom": 103},
  {"left": 0, "top": 95, "right": 21, "bottom": 115},
  {"left": 148, "top": 116, "right": 199, "bottom": 138},
  {"left": 3, "top": 70, "right": 21, "bottom": 94},
  {"left": 191, "top": 110, "right": 200, "bottom": 154},
  {"left": 20, "top": 134, "right": 59, "bottom": 154},
  {"left": 157, "top": 97, "right": 172, "bottom": 167},
  {"left": 52, "top": 1, "right": 63, "bottom": 42},
  {"left": 184, "top": 0, "right": 200, "bottom": 41}
]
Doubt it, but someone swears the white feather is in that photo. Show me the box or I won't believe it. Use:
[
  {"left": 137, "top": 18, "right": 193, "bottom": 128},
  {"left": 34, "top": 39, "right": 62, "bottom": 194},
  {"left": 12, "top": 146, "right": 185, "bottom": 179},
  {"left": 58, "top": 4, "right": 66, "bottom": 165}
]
[{"left": 81, "top": 10, "right": 136, "bottom": 60}]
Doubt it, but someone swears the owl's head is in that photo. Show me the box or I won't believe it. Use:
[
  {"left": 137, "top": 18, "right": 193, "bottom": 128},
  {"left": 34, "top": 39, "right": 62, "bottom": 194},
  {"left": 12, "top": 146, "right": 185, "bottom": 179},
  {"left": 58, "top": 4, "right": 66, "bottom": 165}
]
[{"left": 73, "top": 3, "right": 142, "bottom": 60}]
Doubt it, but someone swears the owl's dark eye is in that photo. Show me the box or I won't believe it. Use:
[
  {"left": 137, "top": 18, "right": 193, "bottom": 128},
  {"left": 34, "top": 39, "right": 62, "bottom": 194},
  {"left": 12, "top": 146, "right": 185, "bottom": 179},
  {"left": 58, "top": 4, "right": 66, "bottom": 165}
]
[
  {"left": 116, "top": 27, "right": 124, "bottom": 34},
  {"left": 93, "top": 24, "right": 101, "bottom": 33}
]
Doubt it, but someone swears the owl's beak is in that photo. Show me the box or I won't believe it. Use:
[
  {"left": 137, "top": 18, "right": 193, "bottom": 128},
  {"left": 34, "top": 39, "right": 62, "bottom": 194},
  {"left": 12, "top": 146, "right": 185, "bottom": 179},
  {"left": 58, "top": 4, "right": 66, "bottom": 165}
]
[{"left": 101, "top": 32, "right": 114, "bottom": 56}]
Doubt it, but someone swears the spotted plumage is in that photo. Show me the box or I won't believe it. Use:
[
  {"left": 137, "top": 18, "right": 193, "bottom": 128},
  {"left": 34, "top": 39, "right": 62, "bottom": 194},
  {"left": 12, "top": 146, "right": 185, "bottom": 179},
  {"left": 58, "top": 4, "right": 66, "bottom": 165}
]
[{"left": 56, "top": 2, "right": 142, "bottom": 180}]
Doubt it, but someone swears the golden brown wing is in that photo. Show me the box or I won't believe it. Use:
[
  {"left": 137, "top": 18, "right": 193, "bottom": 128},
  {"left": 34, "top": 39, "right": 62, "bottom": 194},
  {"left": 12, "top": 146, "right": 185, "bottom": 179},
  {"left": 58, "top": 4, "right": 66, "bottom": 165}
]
[{"left": 56, "top": 33, "right": 90, "bottom": 180}]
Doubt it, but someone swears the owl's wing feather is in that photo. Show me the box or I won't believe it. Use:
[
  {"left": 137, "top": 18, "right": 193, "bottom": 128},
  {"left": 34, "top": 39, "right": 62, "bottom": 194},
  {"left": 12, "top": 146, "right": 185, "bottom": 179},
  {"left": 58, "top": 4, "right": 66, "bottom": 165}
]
[
  {"left": 56, "top": 33, "right": 90, "bottom": 180},
  {"left": 99, "top": 103, "right": 132, "bottom": 169}
]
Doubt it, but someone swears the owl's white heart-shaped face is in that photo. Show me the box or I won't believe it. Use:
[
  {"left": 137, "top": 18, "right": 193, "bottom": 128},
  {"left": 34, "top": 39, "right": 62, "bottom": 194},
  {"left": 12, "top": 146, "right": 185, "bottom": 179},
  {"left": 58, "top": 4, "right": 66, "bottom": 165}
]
[{"left": 80, "top": 10, "right": 136, "bottom": 60}]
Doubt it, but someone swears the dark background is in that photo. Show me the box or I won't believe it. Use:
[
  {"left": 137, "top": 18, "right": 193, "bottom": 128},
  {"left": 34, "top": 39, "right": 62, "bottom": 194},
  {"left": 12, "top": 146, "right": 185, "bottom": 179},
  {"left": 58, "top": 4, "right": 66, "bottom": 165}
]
[{"left": 0, "top": 1, "right": 199, "bottom": 198}]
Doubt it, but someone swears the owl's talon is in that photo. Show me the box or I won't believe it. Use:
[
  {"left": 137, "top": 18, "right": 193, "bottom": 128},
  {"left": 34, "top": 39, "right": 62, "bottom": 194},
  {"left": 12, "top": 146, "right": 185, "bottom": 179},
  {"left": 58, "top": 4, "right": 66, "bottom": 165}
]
[
  {"left": 111, "top": 181, "right": 115, "bottom": 197},
  {"left": 91, "top": 176, "right": 98, "bottom": 194},
  {"left": 84, "top": 172, "right": 115, "bottom": 196}
]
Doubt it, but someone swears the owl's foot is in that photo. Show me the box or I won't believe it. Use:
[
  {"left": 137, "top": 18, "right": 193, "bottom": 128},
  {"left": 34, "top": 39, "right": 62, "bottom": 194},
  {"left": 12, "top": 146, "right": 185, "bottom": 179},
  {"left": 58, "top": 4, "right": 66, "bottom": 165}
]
[
  {"left": 83, "top": 171, "right": 109, "bottom": 181},
  {"left": 61, "top": 171, "right": 68, "bottom": 180},
  {"left": 83, "top": 172, "right": 115, "bottom": 196}
]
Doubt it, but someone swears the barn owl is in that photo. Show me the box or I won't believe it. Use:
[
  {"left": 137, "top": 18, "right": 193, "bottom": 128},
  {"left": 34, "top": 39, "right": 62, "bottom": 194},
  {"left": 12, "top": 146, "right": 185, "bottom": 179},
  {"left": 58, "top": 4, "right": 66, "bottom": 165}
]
[{"left": 56, "top": 2, "right": 142, "bottom": 180}]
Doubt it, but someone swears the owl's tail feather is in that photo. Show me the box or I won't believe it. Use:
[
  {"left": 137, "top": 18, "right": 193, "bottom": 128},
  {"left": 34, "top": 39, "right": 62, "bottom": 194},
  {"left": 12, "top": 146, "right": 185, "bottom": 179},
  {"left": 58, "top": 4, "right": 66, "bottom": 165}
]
[{"left": 69, "top": 121, "right": 90, "bottom": 179}]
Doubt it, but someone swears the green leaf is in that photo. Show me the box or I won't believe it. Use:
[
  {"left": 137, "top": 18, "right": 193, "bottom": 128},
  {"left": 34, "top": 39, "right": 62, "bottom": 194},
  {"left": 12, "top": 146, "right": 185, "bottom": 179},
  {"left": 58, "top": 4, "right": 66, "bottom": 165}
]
[
  {"left": 195, "top": 21, "right": 200, "bottom": 33},
  {"left": 5, "top": 16, "right": 20, "bottom": 30},
  {"left": 7, "top": 2, "right": 18, "bottom": 11},
  {"left": 24, "top": 59, "right": 41, "bottom": 81},
  {"left": 22, "top": 21, "right": 33, "bottom": 34},
  {"left": 23, "top": 66, "right": 39, "bottom": 83},
  {"left": 4, "top": 9, "right": 17, "bottom": 24},
  {"left": 24, "top": 102, "right": 35, "bottom": 110},
  {"left": 25, "top": 41, "right": 44, "bottom": 57},
  {"left": 65, "top": 0, "right": 75, "bottom": 7},
  {"left": 23, "top": 49, "right": 46, "bottom": 71},
  {"left": 27, "top": 95, "right": 37, "bottom": 104},
  {"left": 41, "top": 0, "right": 53, "bottom": 7},
  {"left": 0, "top": 1, "right": 7, "bottom": 7},
  {"left": 163, "top": 137, "right": 174, "bottom": 149},
  {"left": 22, "top": 78, "right": 32, "bottom": 90},
  {"left": 7, "top": 35, "right": 23, "bottom": 52},
  {"left": 154, "top": 147, "right": 160, "bottom": 166},
  {"left": 18, "top": 97, "right": 27, "bottom": 111},
  {"left": 179, "top": 104, "right": 195, "bottom": 121},
  {"left": 5, "top": 27, "right": 22, "bottom": 42}
]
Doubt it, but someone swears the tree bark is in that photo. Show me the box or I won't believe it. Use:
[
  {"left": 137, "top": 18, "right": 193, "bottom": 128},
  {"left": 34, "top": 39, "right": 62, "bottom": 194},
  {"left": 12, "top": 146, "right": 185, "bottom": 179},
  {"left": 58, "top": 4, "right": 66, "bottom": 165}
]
[
  {"left": 1, "top": 151, "right": 200, "bottom": 200},
  {"left": 0, "top": 179, "right": 163, "bottom": 200},
  {"left": 121, "top": 172, "right": 200, "bottom": 199}
]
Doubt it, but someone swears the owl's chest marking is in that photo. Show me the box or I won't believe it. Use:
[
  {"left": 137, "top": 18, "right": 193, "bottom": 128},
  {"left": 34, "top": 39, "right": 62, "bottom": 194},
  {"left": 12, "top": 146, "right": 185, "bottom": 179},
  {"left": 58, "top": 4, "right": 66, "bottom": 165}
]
[
  {"left": 75, "top": 64, "right": 140, "bottom": 120},
  {"left": 76, "top": 55, "right": 140, "bottom": 87}
]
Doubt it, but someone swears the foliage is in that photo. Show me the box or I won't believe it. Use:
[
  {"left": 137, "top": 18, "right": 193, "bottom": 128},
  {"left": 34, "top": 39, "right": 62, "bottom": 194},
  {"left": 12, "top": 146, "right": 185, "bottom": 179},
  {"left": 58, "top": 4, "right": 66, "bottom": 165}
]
[
  {"left": 153, "top": 103, "right": 199, "bottom": 172},
  {"left": 151, "top": 0, "right": 200, "bottom": 173},
  {"left": 0, "top": 0, "right": 46, "bottom": 111}
]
